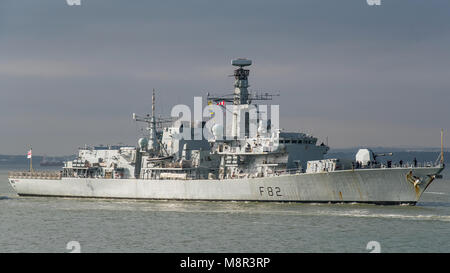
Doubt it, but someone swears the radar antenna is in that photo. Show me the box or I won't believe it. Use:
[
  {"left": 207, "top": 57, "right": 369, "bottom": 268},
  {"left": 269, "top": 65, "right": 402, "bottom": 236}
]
[{"left": 207, "top": 58, "right": 280, "bottom": 106}]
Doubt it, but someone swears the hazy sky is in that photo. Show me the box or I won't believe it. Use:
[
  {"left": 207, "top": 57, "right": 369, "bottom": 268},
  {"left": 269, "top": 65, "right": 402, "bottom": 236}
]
[{"left": 1, "top": 0, "right": 449, "bottom": 155}]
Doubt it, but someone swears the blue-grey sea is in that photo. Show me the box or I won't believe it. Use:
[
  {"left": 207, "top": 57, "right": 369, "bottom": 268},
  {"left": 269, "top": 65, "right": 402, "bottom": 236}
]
[{"left": 0, "top": 163, "right": 449, "bottom": 253}]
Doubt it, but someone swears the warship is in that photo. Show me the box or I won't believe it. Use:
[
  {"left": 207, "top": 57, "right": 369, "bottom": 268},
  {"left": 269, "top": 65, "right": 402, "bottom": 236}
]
[{"left": 8, "top": 59, "right": 445, "bottom": 205}]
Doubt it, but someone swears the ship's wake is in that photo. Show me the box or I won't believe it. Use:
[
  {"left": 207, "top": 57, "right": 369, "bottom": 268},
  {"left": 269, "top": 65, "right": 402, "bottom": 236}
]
[
  {"left": 51, "top": 198, "right": 450, "bottom": 222},
  {"left": 318, "top": 210, "right": 450, "bottom": 222},
  {"left": 424, "top": 192, "right": 448, "bottom": 195}
]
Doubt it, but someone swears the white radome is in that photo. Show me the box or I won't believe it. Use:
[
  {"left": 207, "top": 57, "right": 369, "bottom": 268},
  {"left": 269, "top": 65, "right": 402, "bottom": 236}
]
[
  {"left": 138, "top": 138, "right": 148, "bottom": 150},
  {"left": 211, "top": 123, "right": 224, "bottom": 140}
]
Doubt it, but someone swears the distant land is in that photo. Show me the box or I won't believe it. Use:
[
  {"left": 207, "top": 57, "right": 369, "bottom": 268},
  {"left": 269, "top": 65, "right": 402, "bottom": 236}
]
[
  {"left": 326, "top": 147, "right": 448, "bottom": 165},
  {"left": 0, "top": 147, "right": 448, "bottom": 167},
  {"left": 0, "top": 154, "right": 75, "bottom": 167},
  {"left": 329, "top": 146, "right": 449, "bottom": 153}
]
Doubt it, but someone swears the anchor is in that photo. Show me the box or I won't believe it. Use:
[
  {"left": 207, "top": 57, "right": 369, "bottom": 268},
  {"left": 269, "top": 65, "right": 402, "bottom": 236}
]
[
  {"left": 406, "top": 171, "right": 436, "bottom": 188},
  {"left": 406, "top": 171, "right": 423, "bottom": 187}
]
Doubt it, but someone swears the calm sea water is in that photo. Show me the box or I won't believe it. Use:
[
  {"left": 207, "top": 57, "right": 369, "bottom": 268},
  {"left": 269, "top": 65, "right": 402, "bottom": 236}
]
[{"left": 0, "top": 164, "right": 449, "bottom": 253}]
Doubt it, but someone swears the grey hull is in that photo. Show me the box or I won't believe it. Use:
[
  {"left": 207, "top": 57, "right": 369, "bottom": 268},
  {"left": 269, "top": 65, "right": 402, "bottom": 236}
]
[{"left": 8, "top": 167, "right": 443, "bottom": 205}]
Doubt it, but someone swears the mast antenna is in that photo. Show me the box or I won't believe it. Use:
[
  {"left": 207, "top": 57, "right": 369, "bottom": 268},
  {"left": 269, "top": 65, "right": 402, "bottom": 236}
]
[
  {"left": 441, "top": 128, "right": 444, "bottom": 165},
  {"left": 152, "top": 88, "right": 155, "bottom": 118}
]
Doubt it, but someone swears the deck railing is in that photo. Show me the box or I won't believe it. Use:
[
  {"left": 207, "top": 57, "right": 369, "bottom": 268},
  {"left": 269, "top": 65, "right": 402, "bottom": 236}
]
[
  {"left": 363, "top": 161, "right": 440, "bottom": 169},
  {"left": 8, "top": 171, "right": 62, "bottom": 180}
]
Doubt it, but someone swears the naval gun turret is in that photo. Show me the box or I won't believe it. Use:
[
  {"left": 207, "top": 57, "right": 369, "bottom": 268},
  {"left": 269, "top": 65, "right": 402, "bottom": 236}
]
[{"left": 356, "top": 148, "right": 393, "bottom": 167}]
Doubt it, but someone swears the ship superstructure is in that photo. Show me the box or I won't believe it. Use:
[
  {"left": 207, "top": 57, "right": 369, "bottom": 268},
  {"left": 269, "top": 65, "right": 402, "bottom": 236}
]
[{"left": 8, "top": 59, "right": 444, "bottom": 205}]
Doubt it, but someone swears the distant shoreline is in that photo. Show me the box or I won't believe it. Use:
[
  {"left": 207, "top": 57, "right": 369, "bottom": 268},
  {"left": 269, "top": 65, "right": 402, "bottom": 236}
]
[
  {"left": 0, "top": 147, "right": 448, "bottom": 157},
  {"left": 0, "top": 149, "right": 448, "bottom": 165}
]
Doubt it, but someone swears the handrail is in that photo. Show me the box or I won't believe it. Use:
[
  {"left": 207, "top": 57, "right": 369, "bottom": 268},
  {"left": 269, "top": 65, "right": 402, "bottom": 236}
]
[{"left": 8, "top": 171, "right": 62, "bottom": 180}]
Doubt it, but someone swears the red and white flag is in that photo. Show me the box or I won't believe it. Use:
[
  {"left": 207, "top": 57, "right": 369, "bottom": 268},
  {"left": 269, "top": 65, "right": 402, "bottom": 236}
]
[{"left": 27, "top": 149, "right": 32, "bottom": 159}]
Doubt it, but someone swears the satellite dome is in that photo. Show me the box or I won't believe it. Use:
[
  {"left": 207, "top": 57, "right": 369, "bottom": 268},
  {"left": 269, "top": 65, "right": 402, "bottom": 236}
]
[
  {"left": 138, "top": 138, "right": 148, "bottom": 150},
  {"left": 211, "top": 124, "right": 224, "bottom": 140}
]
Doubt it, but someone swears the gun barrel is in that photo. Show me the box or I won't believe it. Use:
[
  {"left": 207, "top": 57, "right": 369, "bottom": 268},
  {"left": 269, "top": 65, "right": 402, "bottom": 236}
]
[{"left": 375, "top": 153, "right": 393, "bottom": 157}]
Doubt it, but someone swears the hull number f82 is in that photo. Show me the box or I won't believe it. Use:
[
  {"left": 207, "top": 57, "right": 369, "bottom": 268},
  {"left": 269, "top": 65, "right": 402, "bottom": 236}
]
[{"left": 259, "top": 186, "right": 282, "bottom": 197}]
